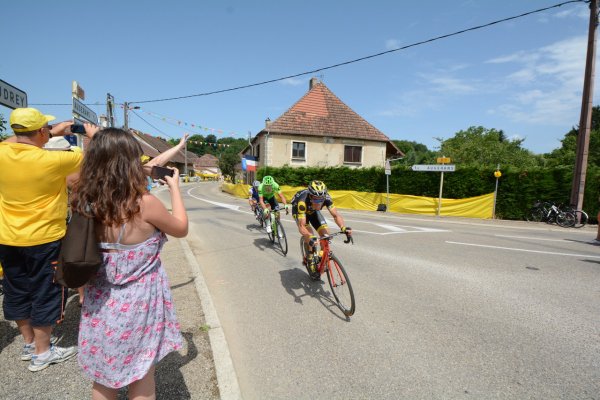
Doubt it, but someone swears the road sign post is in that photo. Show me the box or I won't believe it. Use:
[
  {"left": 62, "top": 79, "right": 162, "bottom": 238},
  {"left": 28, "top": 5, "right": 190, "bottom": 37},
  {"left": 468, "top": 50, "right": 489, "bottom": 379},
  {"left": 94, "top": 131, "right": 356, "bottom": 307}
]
[
  {"left": 411, "top": 161, "right": 455, "bottom": 216},
  {"left": 0, "top": 79, "right": 27, "bottom": 109},
  {"left": 71, "top": 83, "right": 97, "bottom": 150},
  {"left": 385, "top": 160, "right": 391, "bottom": 211}
]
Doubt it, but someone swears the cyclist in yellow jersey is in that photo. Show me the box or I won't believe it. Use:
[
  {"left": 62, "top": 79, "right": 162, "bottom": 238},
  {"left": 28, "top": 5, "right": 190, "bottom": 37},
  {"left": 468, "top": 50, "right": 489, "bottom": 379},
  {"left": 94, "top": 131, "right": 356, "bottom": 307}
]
[{"left": 291, "top": 180, "right": 352, "bottom": 280}]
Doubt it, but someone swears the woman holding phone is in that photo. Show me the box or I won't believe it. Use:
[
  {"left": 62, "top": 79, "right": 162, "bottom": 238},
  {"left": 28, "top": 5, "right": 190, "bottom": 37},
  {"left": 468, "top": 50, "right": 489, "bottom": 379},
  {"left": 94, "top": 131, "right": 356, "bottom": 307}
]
[{"left": 71, "top": 128, "right": 188, "bottom": 399}]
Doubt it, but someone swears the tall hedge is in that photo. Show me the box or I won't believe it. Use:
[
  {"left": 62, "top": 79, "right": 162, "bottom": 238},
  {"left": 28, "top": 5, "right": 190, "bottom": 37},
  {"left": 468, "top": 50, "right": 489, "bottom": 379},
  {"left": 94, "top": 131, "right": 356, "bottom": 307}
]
[{"left": 258, "top": 165, "right": 600, "bottom": 222}]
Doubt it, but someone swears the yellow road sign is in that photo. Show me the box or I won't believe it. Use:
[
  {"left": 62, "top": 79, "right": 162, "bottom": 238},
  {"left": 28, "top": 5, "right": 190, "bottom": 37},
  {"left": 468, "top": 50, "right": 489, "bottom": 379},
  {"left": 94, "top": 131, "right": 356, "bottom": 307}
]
[{"left": 437, "top": 157, "right": 451, "bottom": 164}]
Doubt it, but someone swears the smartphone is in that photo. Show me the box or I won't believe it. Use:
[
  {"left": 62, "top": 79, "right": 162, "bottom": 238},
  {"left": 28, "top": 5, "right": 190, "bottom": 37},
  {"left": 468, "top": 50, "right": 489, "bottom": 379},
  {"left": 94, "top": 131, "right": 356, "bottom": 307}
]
[
  {"left": 151, "top": 166, "right": 174, "bottom": 180},
  {"left": 70, "top": 124, "right": 86, "bottom": 134}
]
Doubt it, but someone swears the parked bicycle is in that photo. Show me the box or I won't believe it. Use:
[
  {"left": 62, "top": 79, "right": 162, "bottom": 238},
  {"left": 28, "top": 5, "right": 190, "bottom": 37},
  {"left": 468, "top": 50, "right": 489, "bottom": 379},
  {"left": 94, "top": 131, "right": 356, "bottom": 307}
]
[
  {"left": 265, "top": 207, "right": 288, "bottom": 255},
  {"left": 300, "top": 231, "right": 355, "bottom": 317},
  {"left": 561, "top": 205, "right": 588, "bottom": 228},
  {"left": 527, "top": 200, "right": 576, "bottom": 228}
]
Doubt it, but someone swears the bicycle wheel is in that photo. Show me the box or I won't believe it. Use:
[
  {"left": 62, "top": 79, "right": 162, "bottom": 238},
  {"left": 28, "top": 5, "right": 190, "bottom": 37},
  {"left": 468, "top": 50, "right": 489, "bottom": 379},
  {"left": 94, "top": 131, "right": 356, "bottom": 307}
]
[
  {"left": 570, "top": 210, "right": 588, "bottom": 228},
  {"left": 258, "top": 209, "right": 266, "bottom": 229},
  {"left": 556, "top": 211, "right": 576, "bottom": 228},
  {"left": 267, "top": 220, "right": 275, "bottom": 243},
  {"left": 326, "top": 253, "right": 355, "bottom": 317},
  {"left": 275, "top": 220, "right": 288, "bottom": 255},
  {"left": 527, "top": 208, "right": 544, "bottom": 222}
]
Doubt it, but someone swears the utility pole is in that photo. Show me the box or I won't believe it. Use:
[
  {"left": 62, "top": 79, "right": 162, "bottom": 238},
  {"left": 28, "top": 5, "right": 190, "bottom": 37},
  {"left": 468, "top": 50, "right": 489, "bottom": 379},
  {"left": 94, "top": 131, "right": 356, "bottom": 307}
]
[
  {"left": 184, "top": 136, "right": 188, "bottom": 176},
  {"left": 106, "top": 93, "right": 115, "bottom": 127},
  {"left": 570, "top": 0, "right": 597, "bottom": 210},
  {"left": 123, "top": 102, "right": 129, "bottom": 130}
]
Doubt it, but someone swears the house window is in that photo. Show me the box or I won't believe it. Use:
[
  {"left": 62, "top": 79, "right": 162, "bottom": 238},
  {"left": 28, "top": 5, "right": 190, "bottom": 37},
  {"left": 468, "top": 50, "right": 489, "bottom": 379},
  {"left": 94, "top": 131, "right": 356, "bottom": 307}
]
[
  {"left": 292, "top": 141, "right": 306, "bottom": 160},
  {"left": 344, "top": 145, "right": 362, "bottom": 164}
]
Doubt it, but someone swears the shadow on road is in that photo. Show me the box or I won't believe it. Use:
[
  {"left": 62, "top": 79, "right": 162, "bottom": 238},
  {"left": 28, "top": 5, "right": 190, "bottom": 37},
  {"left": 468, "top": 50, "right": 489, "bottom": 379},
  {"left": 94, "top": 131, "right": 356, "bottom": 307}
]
[{"left": 278, "top": 267, "right": 349, "bottom": 321}]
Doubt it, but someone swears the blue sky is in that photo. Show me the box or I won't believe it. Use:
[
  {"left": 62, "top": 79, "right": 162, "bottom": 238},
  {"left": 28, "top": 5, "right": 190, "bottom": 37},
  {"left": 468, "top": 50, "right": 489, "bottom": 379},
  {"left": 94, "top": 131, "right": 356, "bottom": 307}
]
[{"left": 1, "top": 0, "right": 596, "bottom": 154}]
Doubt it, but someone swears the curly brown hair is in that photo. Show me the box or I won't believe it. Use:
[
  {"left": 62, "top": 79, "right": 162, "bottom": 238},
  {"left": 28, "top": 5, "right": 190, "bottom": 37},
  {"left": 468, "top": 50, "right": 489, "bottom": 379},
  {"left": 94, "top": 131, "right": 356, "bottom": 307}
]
[{"left": 72, "top": 128, "right": 147, "bottom": 227}]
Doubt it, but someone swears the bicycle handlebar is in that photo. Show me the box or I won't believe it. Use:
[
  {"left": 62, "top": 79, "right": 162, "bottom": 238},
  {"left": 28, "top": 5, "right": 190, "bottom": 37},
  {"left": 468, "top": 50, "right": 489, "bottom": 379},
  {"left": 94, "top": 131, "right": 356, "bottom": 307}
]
[{"left": 317, "top": 231, "right": 354, "bottom": 245}]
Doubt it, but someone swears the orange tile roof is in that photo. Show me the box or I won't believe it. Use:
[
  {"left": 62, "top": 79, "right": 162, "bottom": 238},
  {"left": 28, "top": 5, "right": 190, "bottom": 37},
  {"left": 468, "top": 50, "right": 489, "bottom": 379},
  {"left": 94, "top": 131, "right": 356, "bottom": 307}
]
[{"left": 268, "top": 81, "right": 392, "bottom": 143}]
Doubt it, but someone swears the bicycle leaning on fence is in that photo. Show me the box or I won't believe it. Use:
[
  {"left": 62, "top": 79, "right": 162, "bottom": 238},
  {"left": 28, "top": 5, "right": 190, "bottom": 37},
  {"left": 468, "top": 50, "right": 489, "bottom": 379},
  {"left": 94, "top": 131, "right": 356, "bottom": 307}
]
[{"left": 300, "top": 231, "right": 355, "bottom": 317}]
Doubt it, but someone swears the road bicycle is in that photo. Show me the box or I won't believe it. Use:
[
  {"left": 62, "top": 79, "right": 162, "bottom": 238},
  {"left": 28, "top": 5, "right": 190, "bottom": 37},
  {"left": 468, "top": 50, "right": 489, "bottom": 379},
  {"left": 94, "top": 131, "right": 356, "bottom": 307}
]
[
  {"left": 265, "top": 207, "right": 288, "bottom": 255},
  {"left": 561, "top": 205, "right": 589, "bottom": 228},
  {"left": 253, "top": 205, "right": 265, "bottom": 228},
  {"left": 527, "top": 200, "right": 576, "bottom": 228},
  {"left": 300, "top": 231, "right": 355, "bottom": 317}
]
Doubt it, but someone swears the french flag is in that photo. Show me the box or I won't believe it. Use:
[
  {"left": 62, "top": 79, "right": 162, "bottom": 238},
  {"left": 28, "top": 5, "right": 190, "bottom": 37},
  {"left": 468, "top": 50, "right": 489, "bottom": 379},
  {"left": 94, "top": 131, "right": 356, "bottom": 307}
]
[{"left": 244, "top": 155, "right": 257, "bottom": 172}]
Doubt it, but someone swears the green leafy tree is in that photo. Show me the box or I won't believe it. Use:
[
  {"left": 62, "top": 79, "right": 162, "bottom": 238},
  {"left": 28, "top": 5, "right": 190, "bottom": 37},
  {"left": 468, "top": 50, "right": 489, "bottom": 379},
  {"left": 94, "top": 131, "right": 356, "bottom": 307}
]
[
  {"left": 218, "top": 151, "right": 239, "bottom": 178},
  {"left": 392, "top": 140, "right": 436, "bottom": 165},
  {"left": 186, "top": 134, "right": 206, "bottom": 155},
  {"left": 544, "top": 105, "right": 600, "bottom": 167},
  {"left": 216, "top": 137, "right": 247, "bottom": 178},
  {"left": 438, "top": 126, "right": 541, "bottom": 168}
]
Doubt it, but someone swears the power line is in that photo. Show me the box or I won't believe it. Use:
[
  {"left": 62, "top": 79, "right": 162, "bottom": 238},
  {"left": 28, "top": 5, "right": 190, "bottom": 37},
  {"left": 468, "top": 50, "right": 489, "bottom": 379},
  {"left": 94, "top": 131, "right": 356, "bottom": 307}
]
[
  {"left": 130, "top": 110, "right": 172, "bottom": 138},
  {"left": 29, "top": 1, "right": 584, "bottom": 107},
  {"left": 130, "top": 0, "right": 584, "bottom": 104}
]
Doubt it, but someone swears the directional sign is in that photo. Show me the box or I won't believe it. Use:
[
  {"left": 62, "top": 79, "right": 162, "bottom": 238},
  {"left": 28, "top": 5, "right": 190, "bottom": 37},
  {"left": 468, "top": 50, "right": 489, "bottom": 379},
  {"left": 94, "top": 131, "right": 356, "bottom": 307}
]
[
  {"left": 72, "top": 98, "right": 98, "bottom": 124},
  {"left": 0, "top": 79, "right": 27, "bottom": 109},
  {"left": 412, "top": 164, "right": 456, "bottom": 172}
]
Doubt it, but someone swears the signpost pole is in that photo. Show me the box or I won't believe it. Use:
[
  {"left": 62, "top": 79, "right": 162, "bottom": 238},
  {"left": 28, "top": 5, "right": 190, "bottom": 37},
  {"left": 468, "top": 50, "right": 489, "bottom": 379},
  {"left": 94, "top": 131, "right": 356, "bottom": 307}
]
[
  {"left": 437, "top": 170, "right": 444, "bottom": 216},
  {"left": 436, "top": 156, "right": 449, "bottom": 216},
  {"left": 385, "top": 159, "right": 391, "bottom": 212},
  {"left": 492, "top": 164, "right": 501, "bottom": 219}
]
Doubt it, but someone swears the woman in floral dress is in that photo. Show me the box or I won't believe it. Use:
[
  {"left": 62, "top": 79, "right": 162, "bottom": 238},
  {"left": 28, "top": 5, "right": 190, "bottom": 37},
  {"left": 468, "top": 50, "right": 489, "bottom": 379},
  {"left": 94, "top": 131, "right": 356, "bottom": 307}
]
[{"left": 72, "top": 128, "right": 188, "bottom": 399}]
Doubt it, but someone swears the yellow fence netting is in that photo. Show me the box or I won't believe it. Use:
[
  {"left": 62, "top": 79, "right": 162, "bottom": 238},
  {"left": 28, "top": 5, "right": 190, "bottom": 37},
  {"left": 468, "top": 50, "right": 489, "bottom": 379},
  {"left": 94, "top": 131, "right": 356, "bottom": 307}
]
[{"left": 221, "top": 183, "right": 494, "bottom": 219}]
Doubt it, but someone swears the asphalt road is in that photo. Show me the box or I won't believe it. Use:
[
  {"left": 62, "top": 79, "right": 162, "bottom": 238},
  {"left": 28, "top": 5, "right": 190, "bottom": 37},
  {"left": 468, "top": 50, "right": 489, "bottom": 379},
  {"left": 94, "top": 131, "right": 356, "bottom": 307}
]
[{"left": 183, "top": 182, "right": 599, "bottom": 400}]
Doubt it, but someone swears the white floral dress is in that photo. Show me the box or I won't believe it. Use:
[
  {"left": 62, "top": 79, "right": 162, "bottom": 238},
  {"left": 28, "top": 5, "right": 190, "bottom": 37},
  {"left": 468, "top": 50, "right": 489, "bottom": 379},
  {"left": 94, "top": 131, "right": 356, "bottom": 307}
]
[{"left": 78, "top": 228, "right": 182, "bottom": 389}]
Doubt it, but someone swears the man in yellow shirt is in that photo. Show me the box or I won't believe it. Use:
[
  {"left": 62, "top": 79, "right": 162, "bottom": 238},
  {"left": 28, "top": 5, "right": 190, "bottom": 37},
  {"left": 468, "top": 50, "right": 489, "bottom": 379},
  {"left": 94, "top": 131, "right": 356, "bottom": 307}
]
[{"left": 0, "top": 108, "right": 97, "bottom": 372}]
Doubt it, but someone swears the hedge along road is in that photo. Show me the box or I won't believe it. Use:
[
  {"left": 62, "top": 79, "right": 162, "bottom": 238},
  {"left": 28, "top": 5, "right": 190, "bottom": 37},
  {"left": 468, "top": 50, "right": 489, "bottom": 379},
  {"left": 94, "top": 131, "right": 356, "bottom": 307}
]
[{"left": 175, "top": 181, "right": 600, "bottom": 400}]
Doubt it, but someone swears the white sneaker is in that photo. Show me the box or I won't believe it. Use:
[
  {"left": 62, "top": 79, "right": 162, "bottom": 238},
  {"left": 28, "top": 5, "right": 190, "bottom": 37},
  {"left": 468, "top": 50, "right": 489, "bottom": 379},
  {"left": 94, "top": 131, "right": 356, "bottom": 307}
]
[
  {"left": 20, "top": 335, "right": 60, "bottom": 361},
  {"left": 266, "top": 225, "right": 272, "bottom": 233},
  {"left": 28, "top": 345, "right": 77, "bottom": 372}
]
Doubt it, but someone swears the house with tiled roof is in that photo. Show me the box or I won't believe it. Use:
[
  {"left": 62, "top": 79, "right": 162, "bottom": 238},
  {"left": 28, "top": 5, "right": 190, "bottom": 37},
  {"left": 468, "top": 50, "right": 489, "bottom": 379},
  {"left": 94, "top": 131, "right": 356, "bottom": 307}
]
[
  {"left": 194, "top": 154, "right": 221, "bottom": 175},
  {"left": 243, "top": 78, "right": 402, "bottom": 173},
  {"left": 130, "top": 129, "right": 199, "bottom": 174}
]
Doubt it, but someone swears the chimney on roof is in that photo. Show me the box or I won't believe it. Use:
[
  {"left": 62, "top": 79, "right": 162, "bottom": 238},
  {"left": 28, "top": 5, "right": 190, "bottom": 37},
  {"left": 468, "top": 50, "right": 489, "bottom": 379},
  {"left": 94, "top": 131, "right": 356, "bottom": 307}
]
[
  {"left": 309, "top": 77, "right": 319, "bottom": 90},
  {"left": 265, "top": 117, "right": 271, "bottom": 129}
]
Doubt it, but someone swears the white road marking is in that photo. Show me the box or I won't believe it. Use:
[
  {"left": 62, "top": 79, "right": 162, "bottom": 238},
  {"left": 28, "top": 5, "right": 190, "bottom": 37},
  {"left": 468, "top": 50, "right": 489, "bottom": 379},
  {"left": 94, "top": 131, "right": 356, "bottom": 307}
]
[
  {"left": 495, "top": 234, "right": 569, "bottom": 242},
  {"left": 187, "top": 190, "right": 240, "bottom": 211},
  {"left": 185, "top": 188, "right": 446, "bottom": 235},
  {"left": 446, "top": 241, "right": 600, "bottom": 259}
]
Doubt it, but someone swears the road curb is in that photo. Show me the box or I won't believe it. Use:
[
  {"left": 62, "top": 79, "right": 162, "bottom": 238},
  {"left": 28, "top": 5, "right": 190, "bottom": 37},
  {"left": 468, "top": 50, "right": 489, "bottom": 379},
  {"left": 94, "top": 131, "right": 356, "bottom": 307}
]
[{"left": 179, "top": 238, "right": 243, "bottom": 400}]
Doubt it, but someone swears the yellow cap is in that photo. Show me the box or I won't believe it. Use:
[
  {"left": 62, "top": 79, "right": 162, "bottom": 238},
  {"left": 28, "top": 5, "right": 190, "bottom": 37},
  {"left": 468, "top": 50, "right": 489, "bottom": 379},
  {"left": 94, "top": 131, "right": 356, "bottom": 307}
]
[{"left": 10, "top": 108, "right": 56, "bottom": 132}]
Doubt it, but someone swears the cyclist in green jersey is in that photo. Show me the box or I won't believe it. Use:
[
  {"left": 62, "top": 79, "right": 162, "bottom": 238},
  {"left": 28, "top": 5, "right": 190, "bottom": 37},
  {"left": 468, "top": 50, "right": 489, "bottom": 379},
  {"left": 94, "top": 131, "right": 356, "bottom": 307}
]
[{"left": 258, "top": 176, "right": 288, "bottom": 234}]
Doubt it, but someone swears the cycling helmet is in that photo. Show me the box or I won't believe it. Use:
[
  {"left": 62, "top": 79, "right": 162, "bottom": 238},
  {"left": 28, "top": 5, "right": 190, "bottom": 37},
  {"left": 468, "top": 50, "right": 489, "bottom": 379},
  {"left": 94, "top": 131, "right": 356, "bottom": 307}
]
[
  {"left": 308, "top": 180, "right": 327, "bottom": 197},
  {"left": 262, "top": 175, "right": 274, "bottom": 185},
  {"left": 253, "top": 180, "right": 261, "bottom": 188}
]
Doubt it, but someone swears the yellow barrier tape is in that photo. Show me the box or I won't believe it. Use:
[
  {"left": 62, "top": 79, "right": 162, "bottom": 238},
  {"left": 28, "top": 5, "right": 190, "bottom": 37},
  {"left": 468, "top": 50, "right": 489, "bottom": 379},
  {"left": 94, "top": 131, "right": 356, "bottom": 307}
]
[{"left": 221, "top": 184, "right": 494, "bottom": 219}]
